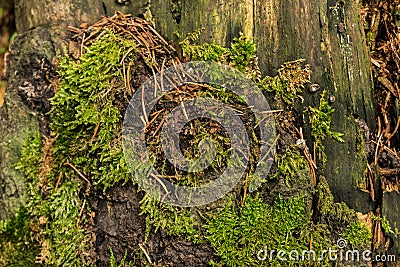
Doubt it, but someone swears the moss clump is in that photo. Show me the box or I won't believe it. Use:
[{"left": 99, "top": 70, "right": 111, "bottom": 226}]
[
  {"left": 0, "top": 206, "right": 39, "bottom": 266},
  {"left": 38, "top": 30, "right": 136, "bottom": 265},
  {"left": 315, "top": 176, "right": 372, "bottom": 249},
  {"left": 40, "top": 180, "right": 85, "bottom": 266},
  {"left": 0, "top": 30, "right": 138, "bottom": 266},
  {"left": 51, "top": 30, "right": 136, "bottom": 190},
  {"left": 109, "top": 248, "right": 134, "bottom": 267},
  {"left": 306, "top": 91, "right": 344, "bottom": 143},
  {"left": 342, "top": 221, "right": 372, "bottom": 248},
  {"left": 1, "top": 131, "right": 86, "bottom": 266},
  {"left": 179, "top": 30, "right": 260, "bottom": 79},
  {"left": 14, "top": 131, "right": 43, "bottom": 181},
  {"left": 306, "top": 91, "right": 344, "bottom": 163},
  {"left": 371, "top": 214, "right": 394, "bottom": 235},
  {"left": 259, "top": 59, "right": 311, "bottom": 106},
  {"left": 258, "top": 75, "right": 290, "bottom": 105},
  {"left": 0, "top": 132, "right": 41, "bottom": 265},
  {"left": 203, "top": 179, "right": 371, "bottom": 267},
  {"left": 204, "top": 195, "right": 312, "bottom": 266},
  {"left": 269, "top": 147, "right": 308, "bottom": 186},
  {"left": 139, "top": 194, "right": 198, "bottom": 241}
]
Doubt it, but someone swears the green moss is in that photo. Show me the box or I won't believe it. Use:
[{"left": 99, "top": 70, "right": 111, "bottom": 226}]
[
  {"left": 44, "top": 181, "right": 85, "bottom": 266},
  {"left": 371, "top": 215, "right": 394, "bottom": 235},
  {"left": 50, "top": 29, "right": 136, "bottom": 191},
  {"left": 109, "top": 247, "right": 134, "bottom": 267},
  {"left": 204, "top": 195, "right": 313, "bottom": 266},
  {"left": 342, "top": 221, "right": 372, "bottom": 248},
  {"left": 228, "top": 34, "right": 257, "bottom": 74},
  {"left": 258, "top": 75, "right": 291, "bottom": 105},
  {"left": 139, "top": 194, "right": 198, "bottom": 241},
  {"left": 13, "top": 131, "right": 42, "bottom": 180},
  {"left": 269, "top": 147, "right": 308, "bottom": 186},
  {"left": 259, "top": 59, "right": 311, "bottom": 107},
  {"left": 0, "top": 133, "right": 41, "bottom": 265},
  {"left": 1, "top": 131, "right": 86, "bottom": 266},
  {"left": 306, "top": 91, "right": 344, "bottom": 163},
  {"left": 178, "top": 30, "right": 260, "bottom": 79},
  {"left": 315, "top": 176, "right": 371, "bottom": 249},
  {"left": 0, "top": 206, "right": 39, "bottom": 266},
  {"left": 307, "top": 91, "right": 344, "bottom": 143},
  {"left": 1, "top": 30, "right": 138, "bottom": 266},
  {"left": 33, "top": 30, "right": 137, "bottom": 265}
]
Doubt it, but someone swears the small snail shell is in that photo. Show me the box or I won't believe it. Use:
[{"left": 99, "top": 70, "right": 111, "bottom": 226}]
[
  {"left": 296, "top": 138, "right": 306, "bottom": 150},
  {"left": 309, "top": 83, "right": 320, "bottom": 93}
]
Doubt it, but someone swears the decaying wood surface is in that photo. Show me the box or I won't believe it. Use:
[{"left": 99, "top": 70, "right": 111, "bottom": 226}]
[{"left": 2, "top": 0, "right": 398, "bottom": 257}]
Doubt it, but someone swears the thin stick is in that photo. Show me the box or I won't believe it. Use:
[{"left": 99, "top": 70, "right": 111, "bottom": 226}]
[
  {"left": 140, "top": 115, "right": 147, "bottom": 126},
  {"left": 151, "top": 116, "right": 166, "bottom": 137},
  {"left": 374, "top": 133, "right": 384, "bottom": 165},
  {"left": 150, "top": 173, "right": 169, "bottom": 195},
  {"left": 377, "top": 116, "right": 382, "bottom": 138},
  {"left": 313, "top": 142, "right": 316, "bottom": 164},
  {"left": 139, "top": 243, "right": 152, "bottom": 264},
  {"left": 79, "top": 199, "right": 86, "bottom": 218},
  {"left": 90, "top": 120, "right": 101, "bottom": 144},
  {"left": 179, "top": 95, "right": 189, "bottom": 121},
  {"left": 127, "top": 63, "right": 133, "bottom": 96},
  {"left": 151, "top": 66, "right": 160, "bottom": 99},
  {"left": 141, "top": 85, "right": 149, "bottom": 124},
  {"left": 76, "top": 199, "right": 87, "bottom": 227},
  {"left": 67, "top": 26, "right": 82, "bottom": 34},
  {"left": 121, "top": 46, "right": 135, "bottom": 96},
  {"left": 157, "top": 57, "right": 166, "bottom": 97},
  {"left": 253, "top": 110, "right": 283, "bottom": 129},
  {"left": 65, "top": 162, "right": 90, "bottom": 184},
  {"left": 152, "top": 49, "right": 159, "bottom": 72},
  {"left": 241, "top": 173, "right": 249, "bottom": 205},
  {"left": 386, "top": 116, "right": 400, "bottom": 140},
  {"left": 257, "top": 134, "right": 280, "bottom": 167},
  {"left": 80, "top": 33, "right": 86, "bottom": 57},
  {"left": 55, "top": 172, "right": 63, "bottom": 192}
]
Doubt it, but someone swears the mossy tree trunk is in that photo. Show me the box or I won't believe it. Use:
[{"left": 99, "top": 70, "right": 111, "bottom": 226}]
[
  {"left": 2, "top": 0, "right": 399, "bottom": 260},
  {"left": 6, "top": 0, "right": 375, "bottom": 219}
]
